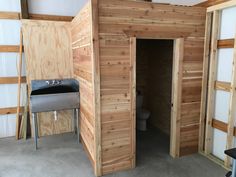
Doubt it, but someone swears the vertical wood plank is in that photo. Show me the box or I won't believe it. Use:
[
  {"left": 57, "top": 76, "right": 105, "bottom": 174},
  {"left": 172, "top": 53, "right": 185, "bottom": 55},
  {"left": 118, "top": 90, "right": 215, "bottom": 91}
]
[
  {"left": 130, "top": 37, "right": 136, "bottom": 168},
  {"left": 170, "top": 38, "right": 184, "bottom": 158},
  {"left": 204, "top": 10, "right": 220, "bottom": 154},
  {"left": 225, "top": 33, "right": 236, "bottom": 167},
  {"left": 15, "top": 29, "right": 23, "bottom": 140},
  {"left": 91, "top": 0, "right": 102, "bottom": 176},
  {"left": 199, "top": 12, "right": 213, "bottom": 152},
  {"left": 20, "top": 0, "right": 29, "bottom": 19}
]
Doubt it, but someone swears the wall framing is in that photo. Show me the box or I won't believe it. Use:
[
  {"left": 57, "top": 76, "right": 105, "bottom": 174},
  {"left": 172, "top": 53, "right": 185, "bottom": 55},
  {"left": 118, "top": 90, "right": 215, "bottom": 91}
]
[{"left": 202, "top": 0, "right": 236, "bottom": 169}]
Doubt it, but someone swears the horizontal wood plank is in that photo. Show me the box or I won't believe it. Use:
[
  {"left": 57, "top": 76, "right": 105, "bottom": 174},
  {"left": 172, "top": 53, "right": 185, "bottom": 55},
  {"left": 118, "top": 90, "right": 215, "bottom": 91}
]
[
  {"left": 29, "top": 13, "right": 74, "bottom": 21},
  {"left": 0, "top": 107, "right": 24, "bottom": 115},
  {"left": 0, "top": 77, "right": 26, "bottom": 84},
  {"left": 207, "top": 1, "right": 236, "bottom": 12},
  {"left": 0, "top": 11, "right": 20, "bottom": 20},
  {"left": 212, "top": 119, "right": 236, "bottom": 136},
  {"left": 0, "top": 45, "right": 23, "bottom": 52},
  {"left": 215, "top": 81, "right": 231, "bottom": 92},
  {"left": 217, "top": 39, "right": 235, "bottom": 48}
]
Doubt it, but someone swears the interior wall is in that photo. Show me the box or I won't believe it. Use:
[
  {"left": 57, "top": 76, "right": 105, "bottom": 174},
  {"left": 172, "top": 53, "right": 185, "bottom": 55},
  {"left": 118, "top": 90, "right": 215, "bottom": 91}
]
[
  {"left": 210, "top": 6, "right": 236, "bottom": 161},
  {"left": 137, "top": 39, "right": 173, "bottom": 135},
  {"left": 98, "top": 0, "right": 205, "bottom": 175},
  {"left": 0, "top": 0, "right": 27, "bottom": 138},
  {"left": 22, "top": 20, "right": 73, "bottom": 136},
  {"left": 71, "top": 2, "right": 97, "bottom": 172}
]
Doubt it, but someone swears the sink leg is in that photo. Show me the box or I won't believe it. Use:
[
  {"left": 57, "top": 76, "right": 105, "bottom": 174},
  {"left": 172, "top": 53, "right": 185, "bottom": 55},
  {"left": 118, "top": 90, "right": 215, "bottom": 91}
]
[
  {"left": 32, "top": 113, "right": 38, "bottom": 150},
  {"left": 233, "top": 159, "right": 236, "bottom": 177},
  {"left": 76, "top": 108, "right": 80, "bottom": 143}
]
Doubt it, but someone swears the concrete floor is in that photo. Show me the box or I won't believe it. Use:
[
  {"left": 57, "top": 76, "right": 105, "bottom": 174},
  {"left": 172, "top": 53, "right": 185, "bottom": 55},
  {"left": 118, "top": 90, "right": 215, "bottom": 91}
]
[{"left": 0, "top": 128, "right": 226, "bottom": 177}]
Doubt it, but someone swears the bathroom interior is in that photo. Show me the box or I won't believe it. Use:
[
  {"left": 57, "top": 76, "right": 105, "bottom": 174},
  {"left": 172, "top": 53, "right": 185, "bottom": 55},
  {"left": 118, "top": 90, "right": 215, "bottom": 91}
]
[{"left": 136, "top": 39, "right": 174, "bottom": 161}]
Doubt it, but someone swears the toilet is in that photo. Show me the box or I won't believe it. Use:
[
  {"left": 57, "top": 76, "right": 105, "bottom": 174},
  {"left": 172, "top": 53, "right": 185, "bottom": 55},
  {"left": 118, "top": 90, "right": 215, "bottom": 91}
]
[{"left": 136, "top": 93, "right": 151, "bottom": 131}]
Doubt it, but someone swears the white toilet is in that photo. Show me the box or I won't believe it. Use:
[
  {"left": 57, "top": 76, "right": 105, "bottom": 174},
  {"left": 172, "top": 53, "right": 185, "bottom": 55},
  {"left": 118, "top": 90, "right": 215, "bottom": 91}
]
[{"left": 136, "top": 94, "right": 151, "bottom": 131}]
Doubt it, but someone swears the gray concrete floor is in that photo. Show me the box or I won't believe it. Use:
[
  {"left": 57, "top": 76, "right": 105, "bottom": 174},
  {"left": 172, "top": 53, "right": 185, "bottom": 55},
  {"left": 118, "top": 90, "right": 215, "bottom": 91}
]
[{"left": 0, "top": 128, "right": 226, "bottom": 177}]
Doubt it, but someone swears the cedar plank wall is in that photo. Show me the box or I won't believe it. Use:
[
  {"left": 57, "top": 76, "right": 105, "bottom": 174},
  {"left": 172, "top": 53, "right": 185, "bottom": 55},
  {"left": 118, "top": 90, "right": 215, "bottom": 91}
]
[
  {"left": 22, "top": 20, "right": 73, "bottom": 136},
  {"left": 71, "top": 3, "right": 96, "bottom": 168},
  {"left": 98, "top": 0, "right": 206, "bottom": 174}
]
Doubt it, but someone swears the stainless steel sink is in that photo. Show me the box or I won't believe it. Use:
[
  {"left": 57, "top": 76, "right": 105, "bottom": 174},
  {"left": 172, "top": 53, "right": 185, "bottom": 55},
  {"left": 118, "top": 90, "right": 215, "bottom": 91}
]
[{"left": 30, "top": 79, "right": 80, "bottom": 149}]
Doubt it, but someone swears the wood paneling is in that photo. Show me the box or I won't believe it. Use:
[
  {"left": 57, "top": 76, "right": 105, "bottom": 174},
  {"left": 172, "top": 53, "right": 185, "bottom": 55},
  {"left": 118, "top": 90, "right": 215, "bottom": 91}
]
[
  {"left": 136, "top": 39, "right": 173, "bottom": 135},
  {"left": 98, "top": 0, "right": 206, "bottom": 174},
  {"left": 71, "top": 2, "right": 98, "bottom": 175},
  {"left": 22, "top": 20, "right": 73, "bottom": 136}
]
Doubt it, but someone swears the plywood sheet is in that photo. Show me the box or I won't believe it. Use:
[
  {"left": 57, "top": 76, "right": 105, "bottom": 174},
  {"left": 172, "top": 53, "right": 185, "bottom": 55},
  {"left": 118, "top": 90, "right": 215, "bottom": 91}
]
[{"left": 22, "top": 20, "right": 73, "bottom": 136}]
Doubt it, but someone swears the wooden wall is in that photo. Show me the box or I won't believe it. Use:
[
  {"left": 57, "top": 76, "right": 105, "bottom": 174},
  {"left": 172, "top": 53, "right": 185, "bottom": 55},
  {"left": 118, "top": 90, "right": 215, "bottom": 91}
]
[
  {"left": 137, "top": 39, "right": 173, "bottom": 135},
  {"left": 22, "top": 20, "right": 73, "bottom": 136},
  {"left": 195, "top": 0, "right": 229, "bottom": 7},
  {"left": 98, "top": 0, "right": 206, "bottom": 175},
  {"left": 71, "top": 2, "right": 98, "bottom": 174}
]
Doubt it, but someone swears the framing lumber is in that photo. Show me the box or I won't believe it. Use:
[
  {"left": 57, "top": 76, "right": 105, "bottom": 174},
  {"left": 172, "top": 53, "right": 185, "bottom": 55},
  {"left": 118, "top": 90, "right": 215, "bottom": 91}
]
[
  {"left": 225, "top": 33, "right": 236, "bottom": 167},
  {"left": 29, "top": 14, "right": 73, "bottom": 22},
  {"left": 215, "top": 81, "right": 231, "bottom": 92},
  {"left": 0, "top": 77, "right": 26, "bottom": 84},
  {"left": 218, "top": 39, "right": 235, "bottom": 48},
  {"left": 199, "top": 12, "right": 213, "bottom": 152},
  {"left": 170, "top": 38, "right": 184, "bottom": 158},
  {"left": 0, "top": 45, "right": 22, "bottom": 52},
  {"left": 205, "top": 11, "right": 220, "bottom": 155},
  {"left": 20, "top": 0, "right": 29, "bottom": 19},
  {"left": 0, "top": 107, "right": 24, "bottom": 115},
  {"left": 207, "top": 0, "right": 236, "bottom": 12},
  {"left": 212, "top": 119, "right": 228, "bottom": 133},
  {"left": 91, "top": 0, "right": 102, "bottom": 176},
  {"left": 195, "top": 0, "right": 230, "bottom": 7},
  {"left": 0, "top": 11, "right": 20, "bottom": 20},
  {"left": 130, "top": 37, "right": 136, "bottom": 168},
  {"left": 16, "top": 30, "right": 23, "bottom": 140}
]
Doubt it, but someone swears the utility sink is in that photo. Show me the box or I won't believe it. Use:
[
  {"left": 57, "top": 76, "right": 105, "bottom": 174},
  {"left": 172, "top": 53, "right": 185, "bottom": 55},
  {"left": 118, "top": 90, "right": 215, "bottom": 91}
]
[
  {"left": 30, "top": 78, "right": 80, "bottom": 149},
  {"left": 30, "top": 79, "right": 80, "bottom": 113}
]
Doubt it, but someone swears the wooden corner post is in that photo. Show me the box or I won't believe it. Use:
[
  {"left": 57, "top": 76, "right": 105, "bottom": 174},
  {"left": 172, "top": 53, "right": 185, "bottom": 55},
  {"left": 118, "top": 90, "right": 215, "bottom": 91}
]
[
  {"left": 170, "top": 38, "right": 184, "bottom": 158},
  {"left": 91, "top": 0, "right": 102, "bottom": 176}
]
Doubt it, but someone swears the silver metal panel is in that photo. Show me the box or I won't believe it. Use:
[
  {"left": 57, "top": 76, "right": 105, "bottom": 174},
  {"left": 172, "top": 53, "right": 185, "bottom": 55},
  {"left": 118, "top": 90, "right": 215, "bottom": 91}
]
[{"left": 30, "top": 92, "right": 79, "bottom": 113}]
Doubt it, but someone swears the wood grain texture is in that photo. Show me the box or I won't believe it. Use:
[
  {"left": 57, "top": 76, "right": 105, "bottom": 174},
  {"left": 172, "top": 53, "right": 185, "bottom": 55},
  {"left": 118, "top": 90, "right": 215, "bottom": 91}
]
[
  {"left": 0, "top": 77, "right": 26, "bottom": 84},
  {"left": 22, "top": 20, "right": 73, "bottom": 136},
  {"left": 218, "top": 39, "right": 235, "bottom": 48},
  {"left": 195, "top": 0, "right": 230, "bottom": 7},
  {"left": 205, "top": 11, "right": 220, "bottom": 155},
  {"left": 98, "top": 0, "right": 206, "bottom": 174},
  {"left": 71, "top": 2, "right": 98, "bottom": 175},
  {"left": 0, "top": 107, "right": 24, "bottom": 115},
  {"left": 199, "top": 12, "right": 212, "bottom": 152},
  {"left": 0, "top": 11, "right": 20, "bottom": 19},
  {"left": 29, "top": 14, "right": 73, "bottom": 22}
]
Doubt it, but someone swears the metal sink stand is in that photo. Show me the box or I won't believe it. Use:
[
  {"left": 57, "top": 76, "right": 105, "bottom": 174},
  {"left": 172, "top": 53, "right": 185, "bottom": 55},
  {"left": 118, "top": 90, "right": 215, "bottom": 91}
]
[{"left": 32, "top": 108, "right": 79, "bottom": 150}]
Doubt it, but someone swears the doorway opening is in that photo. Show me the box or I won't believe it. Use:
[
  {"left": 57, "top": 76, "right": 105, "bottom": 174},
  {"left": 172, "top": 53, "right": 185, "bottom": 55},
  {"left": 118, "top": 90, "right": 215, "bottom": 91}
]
[{"left": 136, "top": 39, "right": 174, "bottom": 164}]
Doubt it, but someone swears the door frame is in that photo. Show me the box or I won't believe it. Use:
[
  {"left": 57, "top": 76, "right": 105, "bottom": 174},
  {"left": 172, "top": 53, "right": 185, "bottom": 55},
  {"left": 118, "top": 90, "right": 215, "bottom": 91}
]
[{"left": 130, "top": 37, "right": 184, "bottom": 167}]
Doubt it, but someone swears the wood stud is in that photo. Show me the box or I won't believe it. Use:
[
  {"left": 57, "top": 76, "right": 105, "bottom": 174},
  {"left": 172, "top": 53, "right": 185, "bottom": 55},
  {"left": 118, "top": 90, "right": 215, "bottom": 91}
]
[{"left": 204, "top": 10, "right": 220, "bottom": 155}]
